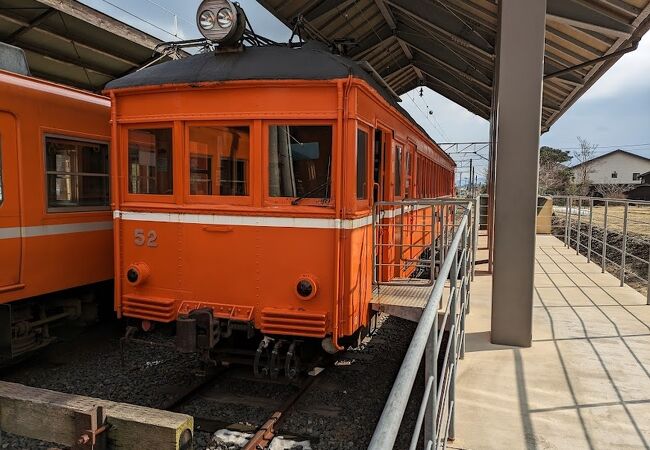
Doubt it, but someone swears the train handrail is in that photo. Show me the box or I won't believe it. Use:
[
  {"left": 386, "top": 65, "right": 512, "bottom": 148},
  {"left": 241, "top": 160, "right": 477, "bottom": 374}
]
[{"left": 369, "top": 199, "right": 474, "bottom": 449}]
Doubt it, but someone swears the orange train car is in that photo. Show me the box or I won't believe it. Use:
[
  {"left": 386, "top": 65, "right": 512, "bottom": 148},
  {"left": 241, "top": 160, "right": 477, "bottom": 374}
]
[
  {"left": 0, "top": 44, "right": 113, "bottom": 362},
  {"left": 106, "top": 0, "right": 454, "bottom": 374}
]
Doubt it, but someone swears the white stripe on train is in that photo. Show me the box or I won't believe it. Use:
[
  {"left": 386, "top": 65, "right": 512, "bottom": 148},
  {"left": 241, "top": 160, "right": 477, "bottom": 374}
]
[
  {"left": 0, "top": 221, "right": 113, "bottom": 240},
  {"left": 113, "top": 205, "right": 432, "bottom": 230}
]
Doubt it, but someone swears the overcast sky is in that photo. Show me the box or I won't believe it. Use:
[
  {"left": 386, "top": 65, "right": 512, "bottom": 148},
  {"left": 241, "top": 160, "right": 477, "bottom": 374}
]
[{"left": 80, "top": 0, "right": 650, "bottom": 181}]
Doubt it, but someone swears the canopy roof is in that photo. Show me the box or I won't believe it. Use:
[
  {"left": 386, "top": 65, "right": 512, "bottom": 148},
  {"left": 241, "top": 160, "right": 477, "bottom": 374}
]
[
  {"left": 0, "top": 0, "right": 185, "bottom": 91},
  {"left": 258, "top": 0, "right": 650, "bottom": 130}
]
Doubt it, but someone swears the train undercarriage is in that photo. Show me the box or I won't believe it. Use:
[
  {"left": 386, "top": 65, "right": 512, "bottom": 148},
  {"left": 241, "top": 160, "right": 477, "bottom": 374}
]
[
  {"left": 121, "top": 307, "right": 372, "bottom": 380},
  {"left": 0, "top": 283, "right": 111, "bottom": 366}
]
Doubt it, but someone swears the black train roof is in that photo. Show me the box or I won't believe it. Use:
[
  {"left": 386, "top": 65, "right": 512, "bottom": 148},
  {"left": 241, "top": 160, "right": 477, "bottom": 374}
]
[{"left": 106, "top": 42, "right": 448, "bottom": 159}]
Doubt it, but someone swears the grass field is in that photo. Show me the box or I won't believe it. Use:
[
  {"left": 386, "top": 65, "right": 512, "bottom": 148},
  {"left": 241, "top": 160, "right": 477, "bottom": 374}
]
[{"left": 554, "top": 204, "right": 650, "bottom": 238}]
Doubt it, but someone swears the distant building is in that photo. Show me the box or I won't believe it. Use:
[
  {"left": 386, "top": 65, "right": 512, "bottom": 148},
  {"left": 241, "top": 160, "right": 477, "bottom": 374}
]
[
  {"left": 628, "top": 171, "right": 650, "bottom": 201},
  {"left": 570, "top": 149, "right": 650, "bottom": 186}
]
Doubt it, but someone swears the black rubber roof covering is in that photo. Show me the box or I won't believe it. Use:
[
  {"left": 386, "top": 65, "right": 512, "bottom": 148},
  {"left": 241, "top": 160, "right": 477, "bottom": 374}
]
[
  {"left": 106, "top": 42, "right": 374, "bottom": 90},
  {"left": 105, "top": 42, "right": 447, "bottom": 156}
]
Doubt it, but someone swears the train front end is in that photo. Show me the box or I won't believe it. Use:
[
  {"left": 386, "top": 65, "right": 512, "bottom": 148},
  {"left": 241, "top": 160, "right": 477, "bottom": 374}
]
[{"left": 106, "top": 1, "right": 365, "bottom": 375}]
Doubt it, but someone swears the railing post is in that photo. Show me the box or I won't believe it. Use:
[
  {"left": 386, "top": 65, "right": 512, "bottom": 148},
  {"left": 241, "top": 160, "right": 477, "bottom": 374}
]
[
  {"left": 587, "top": 198, "right": 594, "bottom": 262},
  {"left": 431, "top": 205, "right": 437, "bottom": 283},
  {"left": 440, "top": 205, "right": 447, "bottom": 269},
  {"left": 565, "top": 196, "right": 571, "bottom": 247},
  {"left": 620, "top": 202, "right": 628, "bottom": 287},
  {"left": 448, "top": 249, "right": 458, "bottom": 442},
  {"left": 646, "top": 250, "right": 650, "bottom": 306},
  {"left": 460, "top": 226, "right": 468, "bottom": 360},
  {"left": 424, "top": 314, "right": 438, "bottom": 449},
  {"left": 471, "top": 198, "right": 478, "bottom": 281},
  {"left": 576, "top": 198, "right": 582, "bottom": 255},
  {"left": 372, "top": 203, "right": 378, "bottom": 285},
  {"left": 602, "top": 200, "right": 608, "bottom": 274}
]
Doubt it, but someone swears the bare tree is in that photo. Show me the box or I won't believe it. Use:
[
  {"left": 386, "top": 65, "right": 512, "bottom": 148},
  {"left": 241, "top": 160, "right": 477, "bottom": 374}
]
[
  {"left": 538, "top": 146, "right": 572, "bottom": 195},
  {"left": 594, "top": 183, "right": 633, "bottom": 199},
  {"left": 572, "top": 137, "right": 598, "bottom": 194}
]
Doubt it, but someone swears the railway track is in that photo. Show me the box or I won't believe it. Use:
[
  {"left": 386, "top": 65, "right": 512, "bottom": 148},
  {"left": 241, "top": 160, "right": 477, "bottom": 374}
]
[{"left": 159, "top": 363, "right": 323, "bottom": 449}]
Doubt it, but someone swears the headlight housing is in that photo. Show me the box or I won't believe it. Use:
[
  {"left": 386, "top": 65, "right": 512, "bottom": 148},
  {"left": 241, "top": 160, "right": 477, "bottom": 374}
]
[
  {"left": 196, "top": 0, "right": 246, "bottom": 45},
  {"left": 198, "top": 10, "right": 216, "bottom": 30}
]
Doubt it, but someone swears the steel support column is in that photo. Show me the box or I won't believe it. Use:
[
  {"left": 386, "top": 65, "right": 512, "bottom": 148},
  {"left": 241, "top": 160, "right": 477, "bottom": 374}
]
[{"left": 490, "top": 0, "right": 546, "bottom": 347}]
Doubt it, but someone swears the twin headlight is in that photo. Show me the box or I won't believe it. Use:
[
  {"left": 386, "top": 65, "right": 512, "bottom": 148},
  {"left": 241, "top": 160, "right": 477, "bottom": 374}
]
[{"left": 196, "top": 0, "right": 246, "bottom": 45}]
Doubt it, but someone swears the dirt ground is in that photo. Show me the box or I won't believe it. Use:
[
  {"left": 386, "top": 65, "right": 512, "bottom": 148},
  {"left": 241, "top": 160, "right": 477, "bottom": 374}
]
[{"left": 574, "top": 204, "right": 650, "bottom": 236}]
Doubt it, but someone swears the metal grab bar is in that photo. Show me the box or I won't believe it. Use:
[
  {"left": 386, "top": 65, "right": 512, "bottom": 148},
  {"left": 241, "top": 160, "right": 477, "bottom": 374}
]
[{"left": 368, "top": 201, "right": 473, "bottom": 450}]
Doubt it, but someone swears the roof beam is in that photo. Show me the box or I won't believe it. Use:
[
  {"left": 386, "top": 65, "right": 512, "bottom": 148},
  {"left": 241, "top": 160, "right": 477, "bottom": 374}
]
[
  {"left": 374, "top": 0, "right": 396, "bottom": 30},
  {"left": 352, "top": 25, "right": 394, "bottom": 60},
  {"left": 35, "top": 0, "right": 166, "bottom": 51},
  {"left": 20, "top": 43, "right": 115, "bottom": 79},
  {"left": 29, "top": 69, "right": 92, "bottom": 91},
  {"left": 4, "top": 8, "right": 55, "bottom": 44},
  {"left": 416, "top": 63, "right": 491, "bottom": 113},
  {"left": 304, "top": 0, "right": 356, "bottom": 24},
  {"left": 546, "top": 0, "right": 635, "bottom": 39},
  {"left": 423, "top": 74, "right": 489, "bottom": 119},
  {"left": 383, "top": 63, "right": 412, "bottom": 84},
  {"left": 385, "top": 0, "right": 495, "bottom": 61},
  {"left": 426, "top": 80, "right": 490, "bottom": 113},
  {"left": 0, "top": 11, "right": 140, "bottom": 68},
  {"left": 399, "top": 37, "right": 492, "bottom": 93},
  {"left": 397, "top": 38, "right": 413, "bottom": 60},
  {"left": 599, "top": 0, "right": 642, "bottom": 17}
]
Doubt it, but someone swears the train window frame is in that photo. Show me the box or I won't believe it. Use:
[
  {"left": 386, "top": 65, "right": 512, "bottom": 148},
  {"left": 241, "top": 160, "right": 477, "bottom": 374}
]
[
  {"left": 183, "top": 121, "right": 254, "bottom": 207},
  {"left": 404, "top": 143, "right": 415, "bottom": 199},
  {"left": 0, "top": 145, "right": 3, "bottom": 206},
  {"left": 122, "top": 123, "right": 176, "bottom": 204},
  {"left": 393, "top": 141, "right": 405, "bottom": 199},
  {"left": 355, "top": 124, "right": 371, "bottom": 206},
  {"left": 262, "top": 120, "right": 336, "bottom": 209},
  {"left": 43, "top": 134, "right": 111, "bottom": 213}
]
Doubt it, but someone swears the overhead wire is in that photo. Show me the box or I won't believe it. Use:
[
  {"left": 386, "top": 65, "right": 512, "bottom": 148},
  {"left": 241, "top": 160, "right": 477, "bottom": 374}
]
[
  {"left": 96, "top": 0, "right": 184, "bottom": 39},
  {"left": 350, "top": 1, "right": 452, "bottom": 143}
]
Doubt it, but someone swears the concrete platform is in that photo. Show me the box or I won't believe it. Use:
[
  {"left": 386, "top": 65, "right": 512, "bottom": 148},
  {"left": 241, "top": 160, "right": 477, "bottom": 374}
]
[{"left": 454, "top": 234, "right": 650, "bottom": 450}]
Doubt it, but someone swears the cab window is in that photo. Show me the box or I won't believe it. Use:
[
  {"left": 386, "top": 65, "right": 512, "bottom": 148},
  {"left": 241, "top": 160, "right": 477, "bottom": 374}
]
[
  {"left": 268, "top": 125, "right": 332, "bottom": 200},
  {"left": 45, "top": 136, "right": 109, "bottom": 210},
  {"left": 128, "top": 128, "right": 173, "bottom": 195},
  {"left": 188, "top": 126, "right": 250, "bottom": 196}
]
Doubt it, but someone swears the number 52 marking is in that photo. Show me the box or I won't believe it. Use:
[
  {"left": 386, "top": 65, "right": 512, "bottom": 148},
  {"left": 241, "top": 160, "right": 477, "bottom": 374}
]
[{"left": 134, "top": 229, "right": 158, "bottom": 247}]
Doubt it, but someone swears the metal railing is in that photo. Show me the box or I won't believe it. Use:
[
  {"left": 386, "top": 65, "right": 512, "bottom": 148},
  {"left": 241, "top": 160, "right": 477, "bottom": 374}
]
[
  {"left": 372, "top": 198, "right": 478, "bottom": 286},
  {"left": 369, "top": 199, "right": 475, "bottom": 449},
  {"left": 550, "top": 195, "right": 650, "bottom": 304}
]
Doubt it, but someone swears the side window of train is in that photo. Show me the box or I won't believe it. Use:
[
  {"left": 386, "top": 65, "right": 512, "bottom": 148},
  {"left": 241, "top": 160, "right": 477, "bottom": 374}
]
[
  {"left": 0, "top": 143, "right": 3, "bottom": 205},
  {"left": 268, "top": 125, "right": 333, "bottom": 201},
  {"left": 356, "top": 129, "right": 368, "bottom": 200},
  {"left": 394, "top": 145, "right": 403, "bottom": 197},
  {"left": 188, "top": 125, "right": 250, "bottom": 196},
  {"left": 128, "top": 128, "right": 173, "bottom": 195},
  {"left": 405, "top": 149, "right": 412, "bottom": 198},
  {"left": 45, "top": 136, "right": 110, "bottom": 211}
]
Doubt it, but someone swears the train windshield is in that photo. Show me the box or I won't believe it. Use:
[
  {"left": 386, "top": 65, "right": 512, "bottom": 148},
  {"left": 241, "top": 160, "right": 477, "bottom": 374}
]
[
  {"left": 268, "top": 125, "right": 332, "bottom": 201},
  {"left": 188, "top": 126, "right": 250, "bottom": 196}
]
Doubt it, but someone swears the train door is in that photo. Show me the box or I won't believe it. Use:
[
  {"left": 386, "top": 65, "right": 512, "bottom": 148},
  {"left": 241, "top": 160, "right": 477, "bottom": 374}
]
[
  {"left": 373, "top": 129, "right": 397, "bottom": 282},
  {"left": 373, "top": 129, "right": 385, "bottom": 282},
  {"left": 0, "top": 112, "right": 21, "bottom": 289},
  {"left": 373, "top": 129, "right": 385, "bottom": 202}
]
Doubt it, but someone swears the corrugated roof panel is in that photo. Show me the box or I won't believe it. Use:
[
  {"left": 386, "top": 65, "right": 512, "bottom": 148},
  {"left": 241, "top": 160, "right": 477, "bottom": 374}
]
[
  {"left": 258, "top": 0, "right": 650, "bottom": 130},
  {"left": 0, "top": 0, "right": 185, "bottom": 92}
]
